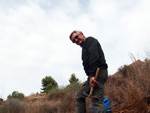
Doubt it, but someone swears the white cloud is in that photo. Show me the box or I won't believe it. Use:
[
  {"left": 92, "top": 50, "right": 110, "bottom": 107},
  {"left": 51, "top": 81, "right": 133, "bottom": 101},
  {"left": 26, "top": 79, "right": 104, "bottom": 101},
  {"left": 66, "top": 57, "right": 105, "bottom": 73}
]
[
  {"left": 120, "top": 0, "right": 150, "bottom": 56},
  {"left": 89, "top": 0, "right": 118, "bottom": 21}
]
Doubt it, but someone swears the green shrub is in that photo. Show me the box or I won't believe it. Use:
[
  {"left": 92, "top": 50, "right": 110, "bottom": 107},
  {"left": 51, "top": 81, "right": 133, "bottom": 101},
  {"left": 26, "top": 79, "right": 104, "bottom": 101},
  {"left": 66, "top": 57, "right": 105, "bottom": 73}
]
[
  {"left": 48, "top": 82, "right": 82, "bottom": 96},
  {"left": 64, "top": 82, "right": 81, "bottom": 93},
  {"left": 69, "top": 73, "right": 79, "bottom": 84},
  {"left": 41, "top": 76, "right": 58, "bottom": 94},
  {"left": 7, "top": 91, "right": 24, "bottom": 100}
]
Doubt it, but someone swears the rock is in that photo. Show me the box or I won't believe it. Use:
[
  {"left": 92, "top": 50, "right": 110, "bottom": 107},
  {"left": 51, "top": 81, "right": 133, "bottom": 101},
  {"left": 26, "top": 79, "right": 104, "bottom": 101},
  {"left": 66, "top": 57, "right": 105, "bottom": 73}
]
[
  {"left": 0, "top": 98, "right": 3, "bottom": 105},
  {"left": 0, "top": 98, "right": 3, "bottom": 102}
]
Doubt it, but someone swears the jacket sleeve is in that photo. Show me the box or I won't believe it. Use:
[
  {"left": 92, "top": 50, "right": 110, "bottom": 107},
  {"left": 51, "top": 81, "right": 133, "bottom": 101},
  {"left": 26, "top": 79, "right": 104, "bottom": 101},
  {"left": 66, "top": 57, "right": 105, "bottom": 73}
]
[{"left": 87, "top": 38, "right": 99, "bottom": 77}]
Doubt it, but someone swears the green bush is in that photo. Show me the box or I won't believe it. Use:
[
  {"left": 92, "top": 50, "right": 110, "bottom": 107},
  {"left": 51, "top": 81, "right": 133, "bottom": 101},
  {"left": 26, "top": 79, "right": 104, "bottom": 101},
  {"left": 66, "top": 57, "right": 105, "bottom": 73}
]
[
  {"left": 41, "top": 76, "right": 58, "bottom": 94},
  {"left": 7, "top": 91, "right": 24, "bottom": 100},
  {"left": 64, "top": 82, "right": 81, "bottom": 92},
  {"left": 69, "top": 73, "right": 79, "bottom": 84},
  {"left": 48, "top": 82, "right": 82, "bottom": 96}
]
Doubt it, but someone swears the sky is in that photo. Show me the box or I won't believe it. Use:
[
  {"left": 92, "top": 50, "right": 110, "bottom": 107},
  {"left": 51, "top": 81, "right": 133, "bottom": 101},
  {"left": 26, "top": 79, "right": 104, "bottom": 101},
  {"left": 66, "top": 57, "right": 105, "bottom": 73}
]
[{"left": 0, "top": 0, "right": 150, "bottom": 100}]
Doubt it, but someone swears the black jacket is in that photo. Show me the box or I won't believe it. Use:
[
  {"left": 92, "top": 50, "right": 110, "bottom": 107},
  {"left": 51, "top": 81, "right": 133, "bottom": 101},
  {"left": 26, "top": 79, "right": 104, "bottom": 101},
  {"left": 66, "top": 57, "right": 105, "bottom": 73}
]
[{"left": 82, "top": 37, "right": 108, "bottom": 77}]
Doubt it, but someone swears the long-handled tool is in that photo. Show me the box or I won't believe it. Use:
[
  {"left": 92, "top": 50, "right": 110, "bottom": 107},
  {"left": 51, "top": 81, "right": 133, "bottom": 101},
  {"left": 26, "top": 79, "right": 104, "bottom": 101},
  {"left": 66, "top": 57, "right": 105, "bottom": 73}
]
[
  {"left": 83, "top": 67, "right": 100, "bottom": 98},
  {"left": 89, "top": 67, "right": 100, "bottom": 98}
]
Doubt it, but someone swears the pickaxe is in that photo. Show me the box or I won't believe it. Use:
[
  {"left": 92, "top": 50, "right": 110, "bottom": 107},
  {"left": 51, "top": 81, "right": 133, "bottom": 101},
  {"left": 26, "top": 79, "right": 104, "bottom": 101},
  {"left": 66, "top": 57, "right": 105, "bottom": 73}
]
[{"left": 83, "top": 67, "right": 100, "bottom": 98}]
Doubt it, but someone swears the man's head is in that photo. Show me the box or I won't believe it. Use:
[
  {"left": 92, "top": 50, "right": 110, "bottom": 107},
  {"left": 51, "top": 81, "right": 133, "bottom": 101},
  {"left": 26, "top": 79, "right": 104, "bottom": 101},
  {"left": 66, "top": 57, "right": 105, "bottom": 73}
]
[{"left": 69, "top": 30, "right": 85, "bottom": 46}]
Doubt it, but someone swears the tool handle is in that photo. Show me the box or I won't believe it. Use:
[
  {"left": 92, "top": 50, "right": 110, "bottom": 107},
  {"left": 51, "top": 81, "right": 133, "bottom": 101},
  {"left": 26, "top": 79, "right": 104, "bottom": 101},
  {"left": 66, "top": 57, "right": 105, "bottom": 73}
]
[
  {"left": 89, "top": 86, "right": 94, "bottom": 97},
  {"left": 94, "top": 67, "right": 100, "bottom": 80},
  {"left": 89, "top": 67, "right": 100, "bottom": 97}
]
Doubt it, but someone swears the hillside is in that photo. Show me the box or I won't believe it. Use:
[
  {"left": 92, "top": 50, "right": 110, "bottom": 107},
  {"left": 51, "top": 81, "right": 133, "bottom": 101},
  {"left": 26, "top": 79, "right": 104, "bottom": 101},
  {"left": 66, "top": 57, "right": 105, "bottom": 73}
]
[
  {"left": 0, "top": 59, "right": 150, "bottom": 113},
  {"left": 104, "top": 59, "right": 150, "bottom": 113}
]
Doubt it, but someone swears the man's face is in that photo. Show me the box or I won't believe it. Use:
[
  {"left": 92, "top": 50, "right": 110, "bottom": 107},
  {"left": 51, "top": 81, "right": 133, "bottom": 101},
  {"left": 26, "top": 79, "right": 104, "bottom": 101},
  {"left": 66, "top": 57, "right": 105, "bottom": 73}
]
[{"left": 71, "top": 32, "right": 85, "bottom": 46}]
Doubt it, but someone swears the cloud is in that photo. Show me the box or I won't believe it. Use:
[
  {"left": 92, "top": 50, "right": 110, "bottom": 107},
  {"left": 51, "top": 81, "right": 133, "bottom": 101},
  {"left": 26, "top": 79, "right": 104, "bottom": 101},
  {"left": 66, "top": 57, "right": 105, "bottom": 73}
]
[{"left": 121, "top": 0, "right": 150, "bottom": 55}]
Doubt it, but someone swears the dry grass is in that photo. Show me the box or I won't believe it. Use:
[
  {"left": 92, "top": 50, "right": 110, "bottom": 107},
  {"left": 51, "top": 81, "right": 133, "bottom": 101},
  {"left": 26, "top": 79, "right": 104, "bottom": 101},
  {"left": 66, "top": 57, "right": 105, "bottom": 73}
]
[
  {"left": 0, "top": 90, "right": 92, "bottom": 113},
  {"left": 0, "top": 93, "right": 75, "bottom": 113},
  {"left": 0, "top": 99, "right": 26, "bottom": 113},
  {"left": 104, "top": 59, "right": 150, "bottom": 113},
  {"left": 26, "top": 92, "right": 77, "bottom": 113}
]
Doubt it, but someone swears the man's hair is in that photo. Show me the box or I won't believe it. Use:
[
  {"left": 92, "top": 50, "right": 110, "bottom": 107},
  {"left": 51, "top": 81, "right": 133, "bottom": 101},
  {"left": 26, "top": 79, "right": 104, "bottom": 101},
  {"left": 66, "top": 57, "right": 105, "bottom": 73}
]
[{"left": 69, "top": 30, "right": 83, "bottom": 41}]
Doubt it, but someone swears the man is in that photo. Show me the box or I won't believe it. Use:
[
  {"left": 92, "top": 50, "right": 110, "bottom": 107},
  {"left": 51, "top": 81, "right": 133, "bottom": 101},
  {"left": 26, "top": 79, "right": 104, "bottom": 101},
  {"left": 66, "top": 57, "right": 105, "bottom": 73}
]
[{"left": 69, "top": 30, "right": 108, "bottom": 113}]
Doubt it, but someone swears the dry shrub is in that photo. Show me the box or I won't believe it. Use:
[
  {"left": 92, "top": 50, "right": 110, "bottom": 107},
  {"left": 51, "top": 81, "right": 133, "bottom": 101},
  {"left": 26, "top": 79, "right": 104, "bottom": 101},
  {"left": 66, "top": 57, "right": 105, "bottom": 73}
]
[
  {"left": 0, "top": 99, "right": 26, "bottom": 113},
  {"left": 104, "top": 59, "right": 150, "bottom": 112},
  {"left": 58, "top": 93, "right": 76, "bottom": 113},
  {"left": 26, "top": 100, "right": 61, "bottom": 113},
  {"left": 123, "top": 81, "right": 148, "bottom": 113},
  {"left": 24, "top": 92, "right": 76, "bottom": 113},
  {"left": 48, "top": 92, "right": 66, "bottom": 101}
]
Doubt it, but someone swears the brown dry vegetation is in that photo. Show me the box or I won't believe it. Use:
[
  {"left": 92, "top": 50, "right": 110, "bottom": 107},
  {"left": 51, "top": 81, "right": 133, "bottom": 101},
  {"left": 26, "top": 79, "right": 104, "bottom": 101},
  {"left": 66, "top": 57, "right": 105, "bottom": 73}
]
[
  {"left": 104, "top": 59, "right": 150, "bottom": 113},
  {"left": 0, "top": 92, "right": 92, "bottom": 113},
  {"left": 0, "top": 59, "right": 150, "bottom": 113}
]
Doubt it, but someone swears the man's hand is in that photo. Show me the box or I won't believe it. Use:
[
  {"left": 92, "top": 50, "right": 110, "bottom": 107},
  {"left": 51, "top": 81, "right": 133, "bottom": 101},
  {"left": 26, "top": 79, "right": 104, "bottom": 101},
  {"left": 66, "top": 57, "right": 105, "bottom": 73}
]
[{"left": 90, "top": 77, "right": 99, "bottom": 87}]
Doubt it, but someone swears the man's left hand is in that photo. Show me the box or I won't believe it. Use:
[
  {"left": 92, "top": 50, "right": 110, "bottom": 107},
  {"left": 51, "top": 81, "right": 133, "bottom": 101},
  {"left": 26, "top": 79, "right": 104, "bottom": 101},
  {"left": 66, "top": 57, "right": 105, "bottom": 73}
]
[{"left": 90, "top": 77, "right": 99, "bottom": 87}]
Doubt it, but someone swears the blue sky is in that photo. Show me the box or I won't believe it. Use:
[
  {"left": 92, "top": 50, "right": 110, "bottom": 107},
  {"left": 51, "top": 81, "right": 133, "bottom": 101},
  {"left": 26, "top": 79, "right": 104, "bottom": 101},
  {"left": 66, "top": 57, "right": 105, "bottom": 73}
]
[{"left": 0, "top": 0, "right": 150, "bottom": 99}]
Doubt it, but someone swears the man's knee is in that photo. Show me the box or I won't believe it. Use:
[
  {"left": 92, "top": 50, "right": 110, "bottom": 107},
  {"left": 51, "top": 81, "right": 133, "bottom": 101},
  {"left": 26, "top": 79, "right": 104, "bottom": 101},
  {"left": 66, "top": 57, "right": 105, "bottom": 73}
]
[{"left": 75, "top": 92, "right": 86, "bottom": 104}]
